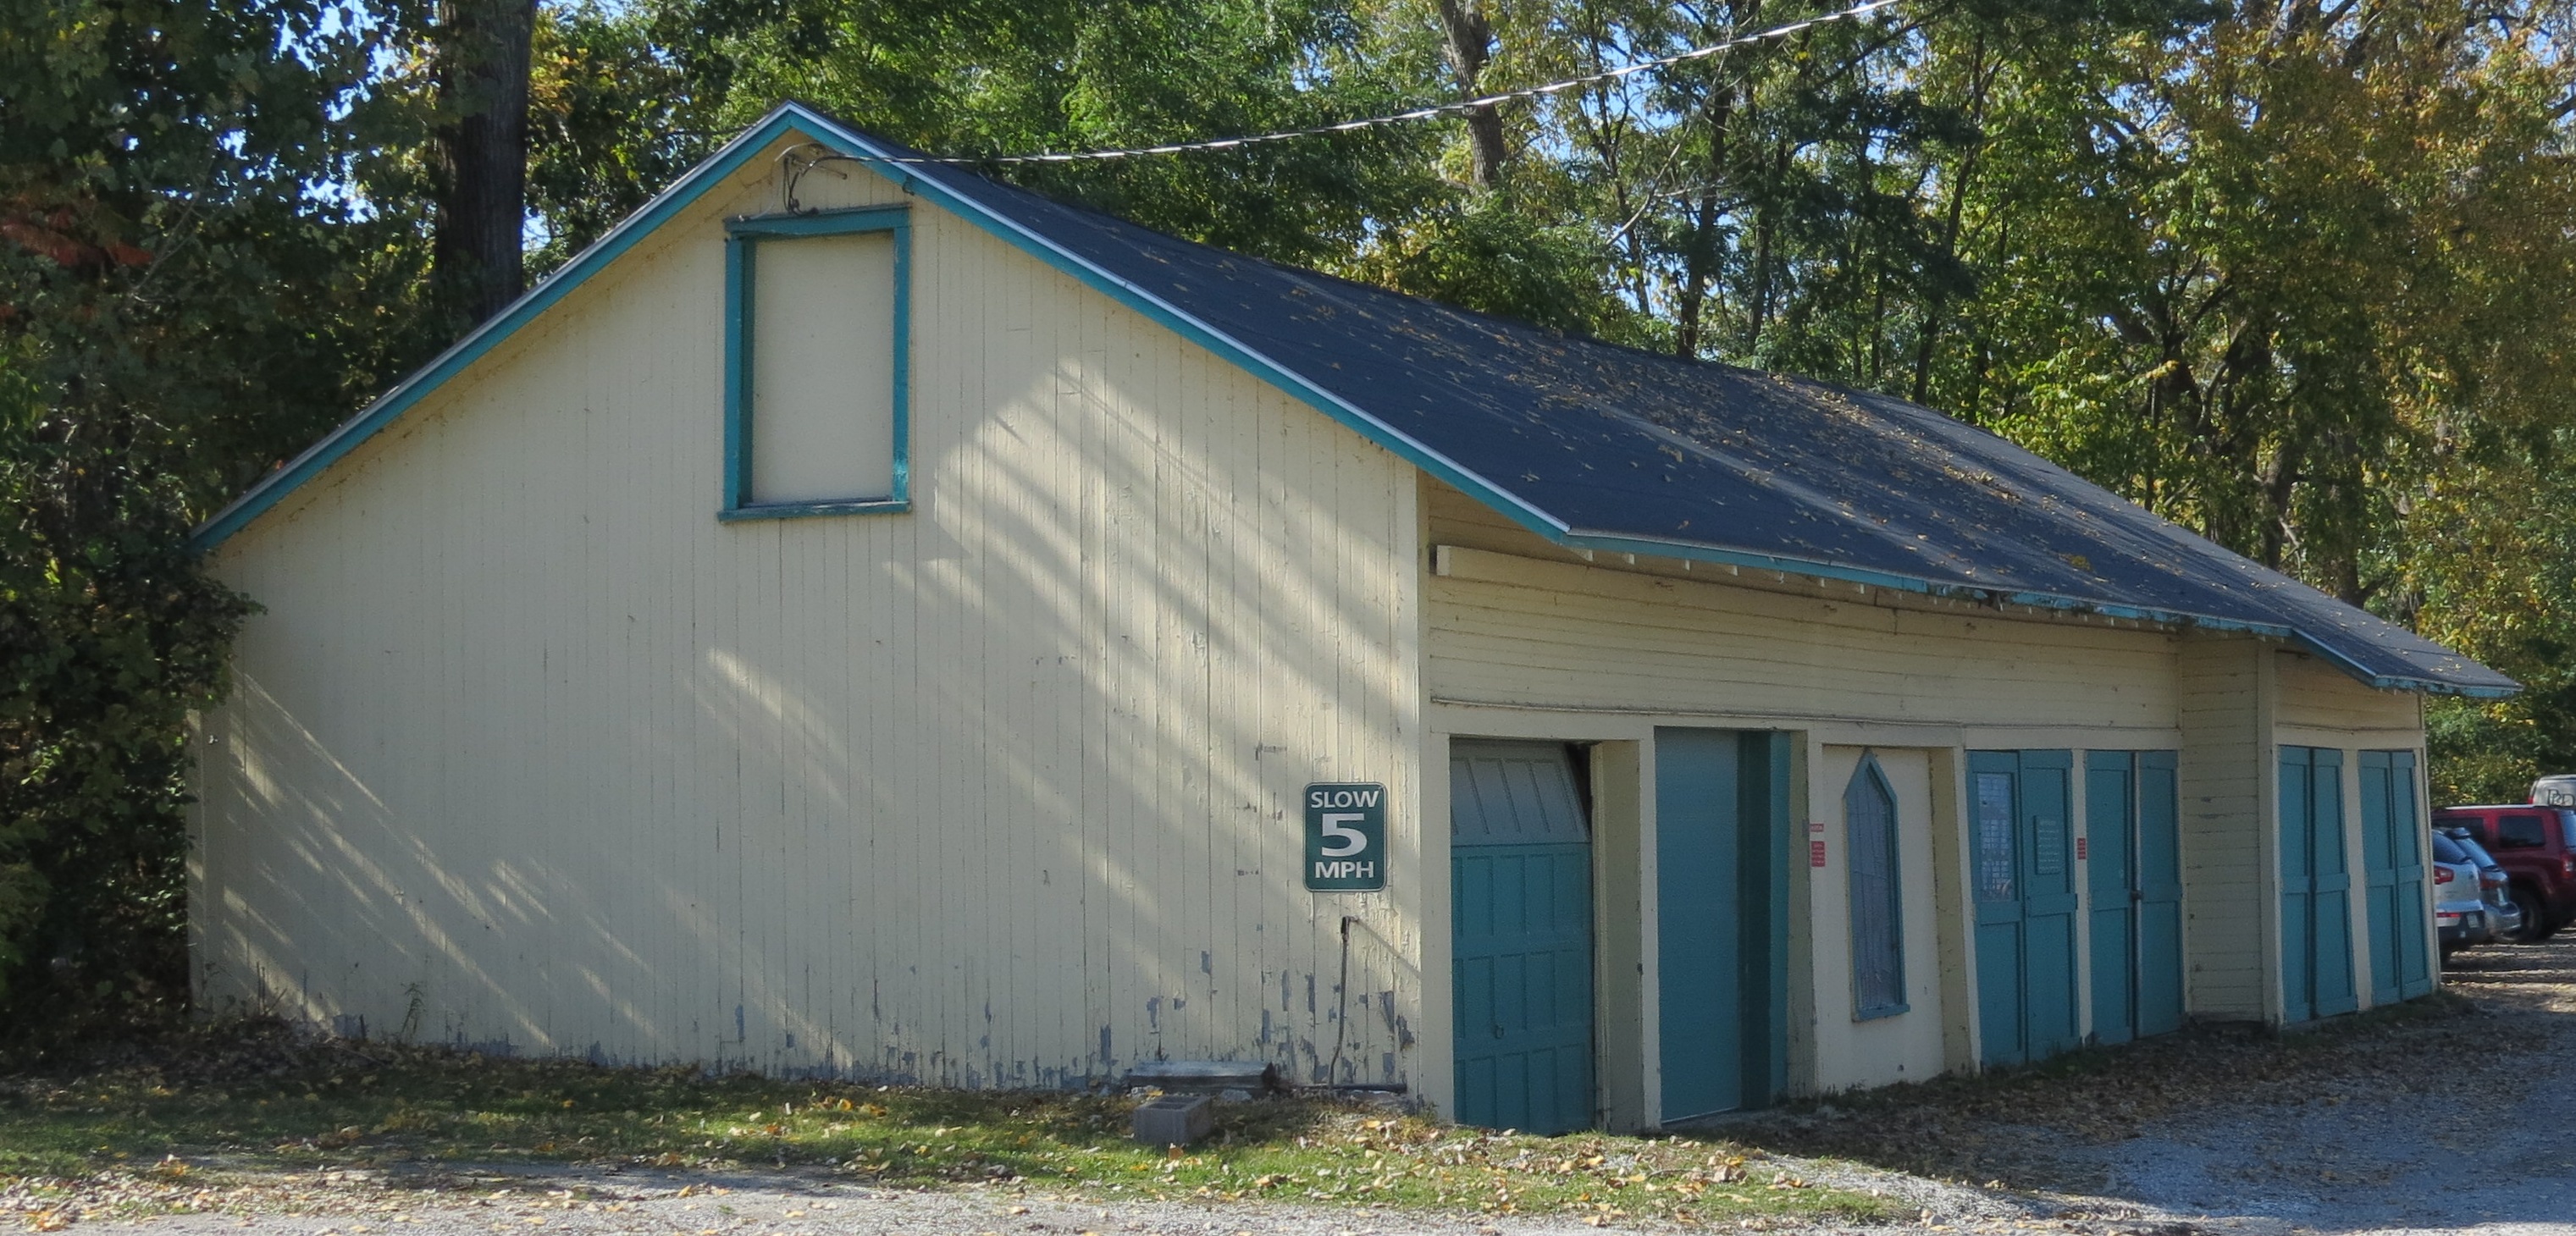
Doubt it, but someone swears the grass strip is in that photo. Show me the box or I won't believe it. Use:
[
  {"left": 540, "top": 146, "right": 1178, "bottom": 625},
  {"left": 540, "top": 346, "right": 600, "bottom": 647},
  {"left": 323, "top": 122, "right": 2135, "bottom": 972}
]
[{"left": 0, "top": 1022, "right": 1895, "bottom": 1228}]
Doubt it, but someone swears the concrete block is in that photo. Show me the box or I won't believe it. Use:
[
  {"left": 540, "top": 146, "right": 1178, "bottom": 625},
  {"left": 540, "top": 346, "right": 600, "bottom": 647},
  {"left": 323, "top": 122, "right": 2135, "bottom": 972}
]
[{"left": 1131, "top": 1094, "right": 1214, "bottom": 1147}]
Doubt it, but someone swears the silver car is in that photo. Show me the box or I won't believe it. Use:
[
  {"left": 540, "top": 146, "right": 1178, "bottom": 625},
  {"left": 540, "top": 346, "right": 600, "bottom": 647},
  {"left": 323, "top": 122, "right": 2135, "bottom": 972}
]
[
  {"left": 2432, "top": 830, "right": 2492, "bottom": 959},
  {"left": 2444, "top": 827, "right": 2526, "bottom": 940}
]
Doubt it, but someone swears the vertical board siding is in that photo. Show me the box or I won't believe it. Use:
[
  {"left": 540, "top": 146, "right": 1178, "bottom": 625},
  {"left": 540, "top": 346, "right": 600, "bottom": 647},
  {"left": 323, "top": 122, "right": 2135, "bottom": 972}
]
[
  {"left": 194, "top": 143, "right": 1423, "bottom": 1087},
  {"left": 2176, "top": 636, "right": 2270, "bottom": 1019},
  {"left": 1808, "top": 747, "right": 1945, "bottom": 1089},
  {"left": 1423, "top": 509, "right": 2181, "bottom": 731},
  {"left": 2274, "top": 652, "right": 2420, "bottom": 734}
]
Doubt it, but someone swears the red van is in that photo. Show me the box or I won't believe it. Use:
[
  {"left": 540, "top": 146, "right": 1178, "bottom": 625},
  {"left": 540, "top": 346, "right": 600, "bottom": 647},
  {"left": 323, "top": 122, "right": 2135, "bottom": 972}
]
[{"left": 2433, "top": 804, "right": 2576, "bottom": 941}]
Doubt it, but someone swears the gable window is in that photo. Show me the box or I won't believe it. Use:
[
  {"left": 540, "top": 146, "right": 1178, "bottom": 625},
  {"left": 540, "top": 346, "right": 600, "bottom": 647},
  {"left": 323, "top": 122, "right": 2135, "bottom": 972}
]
[
  {"left": 721, "top": 206, "right": 910, "bottom": 519},
  {"left": 1845, "top": 753, "right": 1908, "bottom": 1019}
]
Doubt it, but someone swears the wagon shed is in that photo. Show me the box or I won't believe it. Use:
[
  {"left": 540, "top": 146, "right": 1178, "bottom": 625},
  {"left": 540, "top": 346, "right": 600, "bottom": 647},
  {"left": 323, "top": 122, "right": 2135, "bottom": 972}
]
[{"left": 188, "top": 102, "right": 2516, "bottom": 1133}]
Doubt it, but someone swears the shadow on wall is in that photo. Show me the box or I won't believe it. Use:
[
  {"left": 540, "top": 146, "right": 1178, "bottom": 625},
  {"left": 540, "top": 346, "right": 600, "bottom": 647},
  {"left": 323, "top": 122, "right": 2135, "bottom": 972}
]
[{"left": 202, "top": 338, "right": 1419, "bottom": 1091}]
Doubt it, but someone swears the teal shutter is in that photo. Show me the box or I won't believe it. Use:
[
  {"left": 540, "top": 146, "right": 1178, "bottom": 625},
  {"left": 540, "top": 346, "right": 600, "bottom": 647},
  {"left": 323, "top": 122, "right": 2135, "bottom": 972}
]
[
  {"left": 2017, "top": 750, "right": 2081, "bottom": 1059},
  {"left": 1971, "top": 753, "right": 2026, "bottom": 1067},
  {"left": 2280, "top": 747, "right": 2316, "bottom": 1023},
  {"left": 1971, "top": 750, "right": 2081, "bottom": 1066},
  {"left": 2280, "top": 745, "right": 2358, "bottom": 1022},
  {"left": 2084, "top": 752, "right": 2137, "bottom": 1046},
  {"left": 2390, "top": 753, "right": 2430, "bottom": 998},
  {"left": 2135, "top": 752, "right": 2186, "bottom": 1035},
  {"left": 2360, "top": 750, "right": 2432, "bottom": 1003},
  {"left": 2309, "top": 748, "right": 2358, "bottom": 1017}
]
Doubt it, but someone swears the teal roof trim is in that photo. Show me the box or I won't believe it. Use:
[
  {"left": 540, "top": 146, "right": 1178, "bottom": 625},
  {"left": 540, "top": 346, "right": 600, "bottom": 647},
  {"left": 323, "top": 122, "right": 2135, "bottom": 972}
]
[
  {"left": 195, "top": 102, "right": 1571, "bottom": 552},
  {"left": 189, "top": 108, "right": 825, "bottom": 551}
]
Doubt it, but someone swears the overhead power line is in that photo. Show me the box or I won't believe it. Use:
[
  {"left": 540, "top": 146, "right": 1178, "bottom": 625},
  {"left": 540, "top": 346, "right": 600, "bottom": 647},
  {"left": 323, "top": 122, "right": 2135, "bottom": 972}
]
[{"left": 794, "top": 0, "right": 1905, "bottom": 168}]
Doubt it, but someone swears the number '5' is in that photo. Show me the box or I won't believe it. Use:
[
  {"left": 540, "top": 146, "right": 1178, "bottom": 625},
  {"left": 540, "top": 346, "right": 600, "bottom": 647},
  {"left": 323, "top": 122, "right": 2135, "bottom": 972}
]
[{"left": 1318, "top": 813, "right": 1368, "bottom": 856}]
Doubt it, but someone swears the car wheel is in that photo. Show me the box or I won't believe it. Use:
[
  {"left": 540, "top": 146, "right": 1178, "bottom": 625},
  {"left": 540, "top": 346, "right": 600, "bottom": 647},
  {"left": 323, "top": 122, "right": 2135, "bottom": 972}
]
[{"left": 2503, "top": 888, "right": 2548, "bottom": 943}]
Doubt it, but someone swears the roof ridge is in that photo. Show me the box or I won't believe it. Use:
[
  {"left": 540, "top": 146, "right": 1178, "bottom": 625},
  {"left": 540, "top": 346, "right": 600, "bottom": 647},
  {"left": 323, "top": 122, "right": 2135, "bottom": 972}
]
[{"left": 189, "top": 102, "right": 2514, "bottom": 698}]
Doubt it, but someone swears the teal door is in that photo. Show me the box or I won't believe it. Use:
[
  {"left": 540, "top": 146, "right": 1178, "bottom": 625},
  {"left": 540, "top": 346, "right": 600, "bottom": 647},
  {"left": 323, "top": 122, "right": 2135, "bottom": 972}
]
[
  {"left": 2136, "top": 752, "right": 2185, "bottom": 1036},
  {"left": 2280, "top": 746, "right": 2358, "bottom": 1022},
  {"left": 1451, "top": 740, "right": 1595, "bottom": 1134},
  {"left": 1971, "top": 750, "right": 2080, "bottom": 1068},
  {"left": 1654, "top": 729, "right": 1788, "bottom": 1122},
  {"left": 2360, "top": 750, "right": 2434, "bottom": 1004},
  {"left": 2084, "top": 753, "right": 2137, "bottom": 1045},
  {"left": 2084, "top": 752, "right": 2186, "bottom": 1045}
]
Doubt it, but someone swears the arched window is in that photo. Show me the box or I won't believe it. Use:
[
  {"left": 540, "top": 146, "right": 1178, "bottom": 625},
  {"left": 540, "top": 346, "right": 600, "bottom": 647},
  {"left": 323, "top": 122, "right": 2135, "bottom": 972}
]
[{"left": 1846, "top": 754, "right": 1908, "bottom": 1019}]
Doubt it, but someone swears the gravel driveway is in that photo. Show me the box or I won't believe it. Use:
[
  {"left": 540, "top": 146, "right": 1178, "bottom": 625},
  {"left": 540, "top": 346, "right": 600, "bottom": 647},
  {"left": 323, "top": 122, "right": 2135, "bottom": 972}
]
[
  {"left": 2037, "top": 935, "right": 2576, "bottom": 1233},
  {"left": 1738, "top": 935, "right": 2576, "bottom": 1235},
  {"left": 47, "top": 1161, "right": 2019, "bottom": 1236}
]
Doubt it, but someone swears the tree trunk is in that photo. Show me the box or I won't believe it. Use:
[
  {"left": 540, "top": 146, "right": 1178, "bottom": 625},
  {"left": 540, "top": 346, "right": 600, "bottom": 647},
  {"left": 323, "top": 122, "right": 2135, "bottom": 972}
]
[
  {"left": 1674, "top": 74, "right": 1741, "bottom": 360},
  {"left": 1910, "top": 32, "right": 1991, "bottom": 404},
  {"left": 1434, "top": 0, "right": 1507, "bottom": 187},
  {"left": 432, "top": 0, "right": 538, "bottom": 328}
]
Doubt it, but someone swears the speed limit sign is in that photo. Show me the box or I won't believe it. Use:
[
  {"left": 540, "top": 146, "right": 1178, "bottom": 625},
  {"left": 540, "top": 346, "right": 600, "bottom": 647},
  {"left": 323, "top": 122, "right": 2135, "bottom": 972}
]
[{"left": 1304, "top": 782, "right": 1387, "bottom": 891}]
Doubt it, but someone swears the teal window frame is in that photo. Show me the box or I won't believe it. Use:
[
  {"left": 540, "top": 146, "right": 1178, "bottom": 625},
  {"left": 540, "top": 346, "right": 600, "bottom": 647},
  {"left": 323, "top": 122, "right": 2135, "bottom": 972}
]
[
  {"left": 1845, "top": 752, "right": 1910, "bottom": 1020},
  {"left": 721, "top": 204, "right": 912, "bottom": 521}
]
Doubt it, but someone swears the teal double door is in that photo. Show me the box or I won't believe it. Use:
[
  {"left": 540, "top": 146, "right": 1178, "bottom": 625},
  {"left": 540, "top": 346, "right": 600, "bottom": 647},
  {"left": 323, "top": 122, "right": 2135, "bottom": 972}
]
[
  {"left": 2280, "top": 746, "right": 2359, "bottom": 1022},
  {"left": 1449, "top": 731, "right": 1786, "bottom": 1134},
  {"left": 2082, "top": 752, "right": 2184, "bottom": 1045},
  {"left": 1971, "top": 750, "right": 2081, "bottom": 1067},
  {"left": 2358, "top": 750, "right": 2433, "bottom": 1005},
  {"left": 1450, "top": 740, "right": 1597, "bottom": 1134},
  {"left": 1652, "top": 729, "right": 1788, "bottom": 1122}
]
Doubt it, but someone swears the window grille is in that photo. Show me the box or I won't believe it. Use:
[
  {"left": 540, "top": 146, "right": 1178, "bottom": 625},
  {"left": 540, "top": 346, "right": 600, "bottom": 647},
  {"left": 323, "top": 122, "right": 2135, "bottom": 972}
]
[{"left": 1846, "top": 754, "right": 1908, "bottom": 1019}]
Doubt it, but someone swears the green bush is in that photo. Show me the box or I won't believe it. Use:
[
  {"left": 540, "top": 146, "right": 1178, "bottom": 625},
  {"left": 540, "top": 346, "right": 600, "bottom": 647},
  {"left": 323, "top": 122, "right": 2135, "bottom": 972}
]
[{"left": 0, "top": 355, "right": 251, "bottom": 1057}]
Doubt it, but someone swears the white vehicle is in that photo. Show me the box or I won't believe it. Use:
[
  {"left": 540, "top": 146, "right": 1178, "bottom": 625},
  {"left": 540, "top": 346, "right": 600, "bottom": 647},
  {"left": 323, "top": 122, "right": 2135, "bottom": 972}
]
[
  {"left": 2530, "top": 774, "right": 2576, "bottom": 807},
  {"left": 2446, "top": 828, "right": 2528, "bottom": 941},
  {"left": 2432, "top": 831, "right": 2492, "bottom": 961}
]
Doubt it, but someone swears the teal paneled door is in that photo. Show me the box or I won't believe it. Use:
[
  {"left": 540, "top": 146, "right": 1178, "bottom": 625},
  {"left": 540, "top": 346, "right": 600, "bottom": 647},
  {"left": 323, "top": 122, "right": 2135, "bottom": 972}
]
[
  {"left": 2360, "top": 750, "right": 2434, "bottom": 1004},
  {"left": 1653, "top": 729, "right": 1788, "bottom": 1122},
  {"left": 2083, "top": 753, "right": 2138, "bottom": 1046},
  {"left": 2083, "top": 752, "right": 2186, "bottom": 1045},
  {"left": 2136, "top": 753, "right": 2186, "bottom": 1036},
  {"left": 1451, "top": 740, "right": 1595, "bottom": 1134},
  {"left": 1971, "top": 750, "right": 2081, "bottom": 1068},
  {"left": 2280, "top": 746, "right": 2358, "bottom": 1022}
]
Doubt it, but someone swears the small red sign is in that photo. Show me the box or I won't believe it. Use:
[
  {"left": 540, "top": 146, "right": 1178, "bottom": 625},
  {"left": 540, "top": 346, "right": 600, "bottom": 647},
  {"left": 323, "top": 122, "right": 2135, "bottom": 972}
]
[
  {"left": 1809, "top": 820, "right": 1827, "bottom": 834},
  {"left": 1810, "top": 840, "right": 1828, "bottom": 868},
  {"left": 2076, "top": 836, "right": 2089, "bottom": 861}
]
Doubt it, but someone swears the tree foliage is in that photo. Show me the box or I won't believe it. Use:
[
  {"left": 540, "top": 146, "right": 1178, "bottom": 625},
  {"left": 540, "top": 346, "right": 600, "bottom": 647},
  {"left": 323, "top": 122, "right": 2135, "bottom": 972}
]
[
  {"left": 462, "top": 0, "right": 2576, "bottom": 797},
  {"left": 0, "top": 0, "right": 423, "bottom": 1049},
  {"left": 0, "top": 350, "right": 251, "bottom": 1037},
  {"left": 5, "top": 0, "right": 2576, "bottom": 1046}
]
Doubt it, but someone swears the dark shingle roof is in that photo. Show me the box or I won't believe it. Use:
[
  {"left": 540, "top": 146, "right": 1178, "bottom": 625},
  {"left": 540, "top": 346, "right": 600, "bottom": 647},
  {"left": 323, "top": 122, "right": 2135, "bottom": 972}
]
[
  {"left": 905, "top": 133, "right": 2511, "bottom": 697},
  {"left": 196, "top": 105, "right": 2512, "bottom": 697}
]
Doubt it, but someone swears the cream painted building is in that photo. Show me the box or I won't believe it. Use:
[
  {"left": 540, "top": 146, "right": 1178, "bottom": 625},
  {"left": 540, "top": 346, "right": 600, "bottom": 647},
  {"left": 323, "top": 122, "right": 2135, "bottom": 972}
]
[{"left": 187, "top": 104, "right": 2514, "bottom": 1133}]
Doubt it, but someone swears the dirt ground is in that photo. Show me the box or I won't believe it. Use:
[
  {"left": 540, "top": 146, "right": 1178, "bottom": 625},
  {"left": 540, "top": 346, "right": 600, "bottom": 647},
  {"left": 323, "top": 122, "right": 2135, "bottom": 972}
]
[{"left": 24, "top": 937, "right": 2576, "bottom": 1236}]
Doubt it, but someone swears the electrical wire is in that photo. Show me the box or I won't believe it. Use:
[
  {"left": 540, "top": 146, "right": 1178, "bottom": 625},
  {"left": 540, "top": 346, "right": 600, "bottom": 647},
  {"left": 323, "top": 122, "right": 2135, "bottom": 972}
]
[{"left": 793, "top": 0, "right": 1904, "bottom": 168}]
